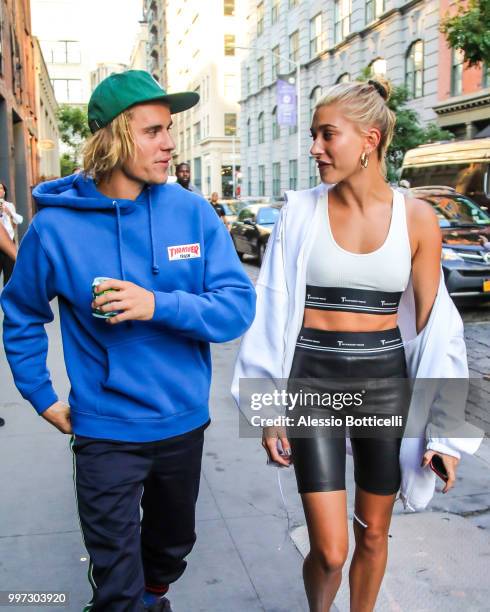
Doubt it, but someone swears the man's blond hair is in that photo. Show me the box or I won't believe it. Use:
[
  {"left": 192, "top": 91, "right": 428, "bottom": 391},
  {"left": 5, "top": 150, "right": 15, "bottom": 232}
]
[{"left": 82, "top": 111, "right": 135, "bottom": 183}]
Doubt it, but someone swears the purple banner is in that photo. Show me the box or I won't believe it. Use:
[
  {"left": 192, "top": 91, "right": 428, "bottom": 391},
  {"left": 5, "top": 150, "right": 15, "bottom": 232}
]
[{"left": 277, "top": 79, "right": 297, "bottom": 126}]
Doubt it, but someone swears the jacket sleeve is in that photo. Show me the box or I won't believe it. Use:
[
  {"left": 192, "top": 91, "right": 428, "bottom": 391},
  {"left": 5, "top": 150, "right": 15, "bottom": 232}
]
[
  {"left": 231, "top": 205, "right": 289, "bottom": 410},
  {"left": 151, "top": 221, "right": 256, "bottom": 343},
  {"left": 1, "top": 224, "right": 59, "bottom": 414}
]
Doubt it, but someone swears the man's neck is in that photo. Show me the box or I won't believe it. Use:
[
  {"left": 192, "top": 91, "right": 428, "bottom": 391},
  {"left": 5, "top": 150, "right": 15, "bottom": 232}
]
[{"left": 97, "top": 170, "right": 146, "bottom": 201}]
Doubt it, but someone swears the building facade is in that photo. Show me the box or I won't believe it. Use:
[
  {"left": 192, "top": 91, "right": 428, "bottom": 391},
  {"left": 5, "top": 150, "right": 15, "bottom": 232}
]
[
  {"left": 90, "top": 62, "right": 128, "bottom": 92},
  {"left": 240, "top": 0, "right": 447, "bottom": 196},
  {"left": 0, "top": 0, "right": 39, "bottom": 229},
  {"left": 33, "top": 37, "right": 60, "bottom": 180},
  {"left": 145, "top": 0, "right": 246, "bottom": 197},
  {"left": 129, "top": 20, "right": 149, "bottom": 71},
  {"left": 432, "top": 0, "right": 490, "bottom": 139}
]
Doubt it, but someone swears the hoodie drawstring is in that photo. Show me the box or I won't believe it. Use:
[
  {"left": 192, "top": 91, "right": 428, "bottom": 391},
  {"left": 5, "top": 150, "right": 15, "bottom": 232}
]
[
  {"left": 113, "top": 201, "right": 126, "bottom": 282},
  {"left": 148, "top": 189, "right": 160, "bottom": 275}
]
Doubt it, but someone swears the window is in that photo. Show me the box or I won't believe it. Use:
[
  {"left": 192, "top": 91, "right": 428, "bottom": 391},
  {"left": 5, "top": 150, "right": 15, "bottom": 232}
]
[
  {"left": 405, "top": 40, "right": 424, "bottom": 99},
  {"left": 257, "top": 57, "right": 264, "bottom": 89},
  {"left": 484, "top": 63, "right": 490, "bottom": 88},
  {"left": 247, "top": 117, "right": 251, "bottom": 146},
  {"left": 224, "top": 0, "right": 235, "bottom": 16},
  {"left": 310, "top": 14, "right": 323, "bottom": 58},
  {"left": 365, "top": 0, "right": 384, "bottom": 24},
  {"left": 258, "top": 112, "right": 265, "bottom": 143},
  {"left": 272, "top": 106, "right": 280, "bottom": 140},
  {"left": 289, "top": 30, "right": 299, "bottom": 63},
  {"left": 246, "top": 66, "right": 251, "bottom": 94},
  {"left": 224, "top": 34, "right": 235, "bottom": 56},
  {"left": 336, "top": 72, "right": 350, "bottom": 83},
  {"left": 52, "top": 79, "right": 82, "bottom": 103},
  {"left": 224, "top": 74, "right": 238, "bottom": 100},
  {"left": 193, "top": 121, "right": 201, "bottom": 143},
  {"left": 225, "top": 113, "right": 237, "bottom": 136},
  {"left": 43, "top": 40, "right": 81, "bottom": 64},
  {"left": 309, "top": 157, "right": 317, "bottom": 188},
  {"left": 194, "top": 158, "right": 202, "bottom": 190},
  {"left": 257, "top": 2, "right": 264, "bottom": 37},
  {"left": 258, "top": 165, "right": 265, "bottom": 196},
  {"left": 206, "top": 166, "right": 211, "bottom": 193},
  {"left": 309, "top": 86, "right": 322, "bottom": 117},
  {"left": 334, "top": 0, "right": 351, "bottom": 44},
  {"left": 451, "top": 48, "right": 464, "bottom": 96},
  {"left": 369, "top": 57, "right": 387, "bottom": 78},
  {"left": 272, "top": 162, "right": 281, "bottom": 197},
  {"left": 186, "top": 127, "right": 191, "bottom": 150},
  {"left": 289, "top": 0, "right": 299, "bottom": 7},
  {"left": 247, "top": 166, "right": 252, "bottom": 196},
  {"left": 289, "top": 159, "right": 298, "bottom": 190},
  {"left": 272, "top": 45, "right": 280, "bottom": 80},
  {"left": 271, "top": 0, "right": 280, "bottom": 23}
]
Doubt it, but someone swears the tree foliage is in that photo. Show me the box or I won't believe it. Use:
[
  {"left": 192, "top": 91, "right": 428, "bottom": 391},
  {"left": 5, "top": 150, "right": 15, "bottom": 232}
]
[
  {"left": 440, "top": 0, "right": 490, "bottom": 67},
  {"left": 57, "top": 104, "right": 90, "bottom": 176}
]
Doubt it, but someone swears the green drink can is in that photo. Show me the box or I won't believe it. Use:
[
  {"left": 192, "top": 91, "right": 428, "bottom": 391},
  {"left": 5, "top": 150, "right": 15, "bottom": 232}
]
[{"left": 92, "top": 277, "right": 120, "bottom": 318}]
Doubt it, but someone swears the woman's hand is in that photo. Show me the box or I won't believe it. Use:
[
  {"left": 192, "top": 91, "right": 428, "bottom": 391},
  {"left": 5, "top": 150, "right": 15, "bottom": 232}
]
[
  {"left": 262, "top": 426, "right": 292, "bottom": 467},
  {"left": 422, "top": 450, "right": 459, "bottom": 493}
]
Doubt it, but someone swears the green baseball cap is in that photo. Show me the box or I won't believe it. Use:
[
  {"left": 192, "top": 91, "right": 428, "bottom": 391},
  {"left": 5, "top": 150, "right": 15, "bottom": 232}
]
[{"left": 88, "top": 70, "right": 199, "bottom": 133}]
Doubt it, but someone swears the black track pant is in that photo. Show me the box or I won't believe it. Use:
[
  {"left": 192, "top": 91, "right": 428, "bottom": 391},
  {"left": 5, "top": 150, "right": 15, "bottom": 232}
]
[{"left": 71, "top": 421, "right": 208, "bottom": 612}]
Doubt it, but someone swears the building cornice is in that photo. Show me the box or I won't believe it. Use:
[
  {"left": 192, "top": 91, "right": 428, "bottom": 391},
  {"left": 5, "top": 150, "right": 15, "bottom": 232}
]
[{"left": 433, "top": 89, "right": 490, "bottom": 115}]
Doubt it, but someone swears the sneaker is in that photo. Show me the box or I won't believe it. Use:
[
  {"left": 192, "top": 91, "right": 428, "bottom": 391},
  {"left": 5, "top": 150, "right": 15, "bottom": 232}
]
[
  {"left": 0, "top": 417, "right": 5, "bottom": 427},
  {"left": 145, "top": 597, "right": 172, "bottom": 612}
]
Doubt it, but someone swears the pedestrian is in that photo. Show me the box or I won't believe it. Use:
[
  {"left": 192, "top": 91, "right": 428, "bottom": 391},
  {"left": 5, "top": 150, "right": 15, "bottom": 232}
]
[
  {"left": 175, "top": 162, "right": 202, "bottom": 194},
  {"left": 2, "top": 69, "right": 255, "bottom": 612},
  {"left": 232, "top": 78, "right": 481, "bottom": 611},
  {"left": 209, "top": 192, "right": 229, "bottom": 229},
  {"left": 0, "top": 222, "right": 16, "bottom": 428},
  {"left": 0, "top": 181, "right": 23, "bottom": 285}
]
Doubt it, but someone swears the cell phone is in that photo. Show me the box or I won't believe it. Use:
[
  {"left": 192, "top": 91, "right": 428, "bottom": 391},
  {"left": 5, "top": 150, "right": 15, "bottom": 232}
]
[{"left": 429, "top": 454, "right": 448, "bottom": 483}]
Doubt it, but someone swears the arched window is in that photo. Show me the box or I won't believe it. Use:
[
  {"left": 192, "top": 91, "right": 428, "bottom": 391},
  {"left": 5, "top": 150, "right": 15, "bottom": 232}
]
[
  {"left": 369, "top": 57, "right": 387, "bottom": 78},
  {"left": 309, "top": 86, "right": 322, "bottom": 117},
  {"left": 258, "top": 112, "right": 265, "bottom": 144},
  {"left": 247, "top": 118, "right": 251, "bottom": 146},
  {"left": 272, "top": 106, "right": 280, "bottom": 140},
  {"left": 405, "top": 40, "right": 424, "bottom": 99},
  {"left": 336, "top": 72, "right": 350, "bottom": 83}
]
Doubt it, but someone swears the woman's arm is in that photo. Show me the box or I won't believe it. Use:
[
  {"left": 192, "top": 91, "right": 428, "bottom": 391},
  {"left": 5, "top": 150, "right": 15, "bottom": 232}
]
[
  {"left": 406, "top": 198, "right": 441, "bottom": 334},
  {"left": 5, "top": 201, "right": 23, "bottom": 226},
  {"left": 0, "top": 223, "right": 17, "bottom": 260}
]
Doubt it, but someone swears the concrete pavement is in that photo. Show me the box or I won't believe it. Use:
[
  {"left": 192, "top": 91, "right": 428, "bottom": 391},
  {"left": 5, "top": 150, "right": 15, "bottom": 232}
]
[{"left": 1, "top": 267, "right": 489, "bottom": 610}]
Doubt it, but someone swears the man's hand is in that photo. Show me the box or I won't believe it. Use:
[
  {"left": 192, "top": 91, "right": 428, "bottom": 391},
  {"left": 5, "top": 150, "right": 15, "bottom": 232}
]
[
  {"left": 422, "top": 449, "right": 459, "bottom": 494},
  {"left": 91, "top": 279, "right": 156, "bottom": 325},
  {"left": 41, "top": 401, "right": 72, "bottom": 434}
]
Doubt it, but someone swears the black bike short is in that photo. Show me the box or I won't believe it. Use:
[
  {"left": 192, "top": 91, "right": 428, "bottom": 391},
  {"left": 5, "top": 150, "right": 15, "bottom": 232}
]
[{"left": 287, "top": 326, "right": 410, "bottom": 496}]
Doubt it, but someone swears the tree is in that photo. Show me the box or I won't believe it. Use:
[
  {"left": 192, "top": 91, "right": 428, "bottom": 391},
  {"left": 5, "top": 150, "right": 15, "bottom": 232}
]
[
  {"left": 356, "top": 69, "right": 453, "bottom": 181},
  {"left": 57, "top": 105, "right": 90, "bottom": 176},
  {"left": 440, "top": 0, "right": 490, "bottom": 67}
]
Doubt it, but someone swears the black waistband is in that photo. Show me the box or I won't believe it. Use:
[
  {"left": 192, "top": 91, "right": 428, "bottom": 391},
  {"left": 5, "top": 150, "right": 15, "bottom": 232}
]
[
  {"left": 305, "top": 285, "right": 402, "bottom": 315},
  {"left": 296, "top": 326, "right": 404, "bottom": 353}
]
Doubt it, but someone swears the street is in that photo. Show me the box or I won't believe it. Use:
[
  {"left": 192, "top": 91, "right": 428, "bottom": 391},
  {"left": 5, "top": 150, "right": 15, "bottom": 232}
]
[{"left": 0, "top": 260, "right": 489, "bottom": 611}]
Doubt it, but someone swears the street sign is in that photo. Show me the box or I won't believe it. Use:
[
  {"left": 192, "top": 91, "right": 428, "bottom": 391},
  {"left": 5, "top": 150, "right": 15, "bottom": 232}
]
[{"left": 277, "top": 78, "right": 297, "bottom": 126}]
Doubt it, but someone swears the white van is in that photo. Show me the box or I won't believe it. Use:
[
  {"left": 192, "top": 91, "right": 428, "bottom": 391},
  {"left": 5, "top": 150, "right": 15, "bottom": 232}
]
[{"left": 400, "top": 138, "right": 490, "bottom": 209}]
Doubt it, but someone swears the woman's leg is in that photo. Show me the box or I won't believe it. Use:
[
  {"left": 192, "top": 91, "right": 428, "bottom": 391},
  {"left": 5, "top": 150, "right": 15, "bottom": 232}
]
[
  {"left": 349, "top": 485, "right": 396, "bottom": 612},
  {"left": 301, "top": 490, "right": 349, "bottom": 612}
]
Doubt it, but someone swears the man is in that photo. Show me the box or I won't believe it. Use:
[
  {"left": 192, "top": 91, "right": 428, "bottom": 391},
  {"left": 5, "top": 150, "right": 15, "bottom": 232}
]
[
  {"left": 209, "top": 192, "right": 229, "bottom": 229},
  {"left": 1, "top": 70, "right": 255, "bottom": 612},
  {"left": 175, "top": 162, "right": 202, "bottom": 194}
]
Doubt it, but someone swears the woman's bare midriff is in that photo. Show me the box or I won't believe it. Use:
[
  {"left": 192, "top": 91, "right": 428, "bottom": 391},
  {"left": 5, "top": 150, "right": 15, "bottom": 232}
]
[{"left": 303, "top": 308, "right": 398, "bottom": 332}]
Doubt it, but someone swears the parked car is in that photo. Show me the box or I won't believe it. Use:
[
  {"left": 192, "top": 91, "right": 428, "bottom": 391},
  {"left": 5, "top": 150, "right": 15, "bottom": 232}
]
[
  {"left": 409, "top": 186, "right": 490, "bottom": 299},
  {"left": 401, "top": 138, "right": 490, "bottom": 210},
  {"left": 230, "top": 203, "right": 283, "bottom": 264}
]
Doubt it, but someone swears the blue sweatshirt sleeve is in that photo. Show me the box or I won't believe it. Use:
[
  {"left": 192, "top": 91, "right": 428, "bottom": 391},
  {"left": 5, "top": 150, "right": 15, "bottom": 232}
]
[
  {"left": 1, "top": 224, "right": 59, "bottom": 414},
  {"left": 151, "top": 222, "right": 256, "bottom": 343}
]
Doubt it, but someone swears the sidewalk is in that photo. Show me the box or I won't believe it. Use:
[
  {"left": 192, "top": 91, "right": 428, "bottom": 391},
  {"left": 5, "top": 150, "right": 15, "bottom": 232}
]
[{"left": 1, "top": 301, "right": 489, "bottom": 611}]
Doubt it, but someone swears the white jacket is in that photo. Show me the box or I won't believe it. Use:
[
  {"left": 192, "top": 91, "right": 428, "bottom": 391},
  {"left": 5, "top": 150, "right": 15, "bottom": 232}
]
[{"left": 232, "top": 184, "right": 483, "bottom": 511}]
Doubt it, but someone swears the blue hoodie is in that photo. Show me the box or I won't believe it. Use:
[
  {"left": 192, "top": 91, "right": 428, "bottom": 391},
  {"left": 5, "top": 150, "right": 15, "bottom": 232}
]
[{"left": 1, "top": 174, "right": 256, "bottom": 442}]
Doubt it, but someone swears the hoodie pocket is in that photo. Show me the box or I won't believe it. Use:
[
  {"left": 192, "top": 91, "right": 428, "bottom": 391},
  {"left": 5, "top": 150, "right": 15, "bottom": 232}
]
[{"left": 96, "top": 333, "right": 209, "bottom": 420}]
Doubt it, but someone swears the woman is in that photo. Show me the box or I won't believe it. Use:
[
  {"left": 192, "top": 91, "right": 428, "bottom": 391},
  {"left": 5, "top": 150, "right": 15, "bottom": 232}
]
[
  {"left": 0, "top": 182, "right": 23, "bottom": 285},
  {"left": 232, "top": 79, "right": 480, "bottom": 611}
]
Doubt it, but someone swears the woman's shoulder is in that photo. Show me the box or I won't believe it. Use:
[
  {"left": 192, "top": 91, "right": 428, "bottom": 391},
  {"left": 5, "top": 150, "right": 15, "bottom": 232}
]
[{"left": 284, "top": 183, "right": 328, "bottom": 210}]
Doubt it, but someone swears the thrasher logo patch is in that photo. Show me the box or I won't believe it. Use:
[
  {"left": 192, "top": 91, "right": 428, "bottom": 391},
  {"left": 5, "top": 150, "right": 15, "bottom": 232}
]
[{"left": 167, "top": 243, "right": 201, "bottom": 261}]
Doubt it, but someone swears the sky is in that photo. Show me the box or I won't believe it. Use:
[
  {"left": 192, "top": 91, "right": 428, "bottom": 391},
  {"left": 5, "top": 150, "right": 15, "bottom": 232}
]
[{"left": 31, "top": 0, "right": 144, "bottom": 68}]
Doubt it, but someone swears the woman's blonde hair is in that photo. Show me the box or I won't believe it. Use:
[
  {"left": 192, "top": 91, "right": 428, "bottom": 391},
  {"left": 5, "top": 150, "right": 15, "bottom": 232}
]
[
  {"left": 82, "top": 110, "right": 136, "bottom": 183},
  {"left": 315, "top": 77, "right": 396, "bottom": 177}
]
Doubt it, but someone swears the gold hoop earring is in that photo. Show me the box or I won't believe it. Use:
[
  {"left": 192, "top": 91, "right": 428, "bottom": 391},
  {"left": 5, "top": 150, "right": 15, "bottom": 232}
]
[{"left": 360, "top": 152, "right": 369, "bottom": 168}]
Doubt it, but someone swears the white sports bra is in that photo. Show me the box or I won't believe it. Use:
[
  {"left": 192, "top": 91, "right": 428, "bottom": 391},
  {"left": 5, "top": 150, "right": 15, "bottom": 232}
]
[{"left": 305, "top": 188, "right": 412, "bottom": 315}]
